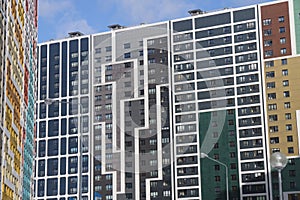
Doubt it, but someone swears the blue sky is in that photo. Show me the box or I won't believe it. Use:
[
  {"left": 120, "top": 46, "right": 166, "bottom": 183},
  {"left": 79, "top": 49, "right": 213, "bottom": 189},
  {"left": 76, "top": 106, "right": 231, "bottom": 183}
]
[{"left": 38, "top": 0, "right": 273, "bottom": 43}]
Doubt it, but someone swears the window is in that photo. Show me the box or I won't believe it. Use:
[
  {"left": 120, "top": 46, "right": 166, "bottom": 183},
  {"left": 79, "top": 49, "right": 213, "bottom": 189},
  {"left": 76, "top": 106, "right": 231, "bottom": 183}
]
[
  {"left": 230, "top": 152, "right": 236, "bottom": 158},
  {"left": 223, "top": 27, "right": 230, "bottom": 33},
  {"left": 270, "top": 137, "right": 279, "bottom": 144},
  {"left": 287, "top": 136, "right": 293, "bottom": 142},
  {"left": 95, "top": 48, "right": 101, "bottom": 54},
  {"left": 124, "top": 43, "right": 130, "bottom": 49},
  {"left": 270, "top": 126, "right": 279, "bottom": 133},
  {"left": 214, "top": 165, "right": 220, "bottom": 171},
  {"left": 268, "top": 93, "right": 276, "bottom": 100},
  {"left": 268, "top": 104, "right": 277, "bottom": 110},
  {"left": 288, "top": 147, "right": 294, "bottom": 154},
  {"left": 284, "top": 102, "right": 291, "bottom": 109},
  {"left": 265, "top": 50, "right": 273, "bottom": 57},
  {"left": 265, "top": 61, "right": 274, "bottom": 67},
  {"left": 247, "top": 22, "right": 255, "bottom": 29},
  {"left": 263, "top": 19, "right": 271, "bottom": 26},
  {"left": 105, "top": 94, "right": 112, "bottom": 100},
  {"left": 283, "top": 80, "right": 289, "bottom": 86},
  {"left": 105, "top": 55, "right": 112, "bottom": 61},
  {"left": 281, "top": 48, "right": 287, "bottom": 54},
  {"left": 266, "top": 71, "right": 275, "bottom": 78},
  {"left": 231, "top": 174, "right": 237, "bottom": 180},
  {"left": 105, "top": 75, "right": 112, "bottom": 81},
  {"left": 264, "top": 29, "right": 272, "bottom": 36},
  {"left": 150, "top": 192, "right": 158, "bottom": 198},
  {"left": 285, "top": 113, "right": 291, "bottom": 120},
  {"left": 230, "top": 163, "right": 237, "bottom": 169},
  {"left": 286, "top": 124, "right": 292, "bottom": 131},
  {"left": 264, "top": 40, "right": 272, "bottom": 47},
  {"left": 283, "top": 91, "right": 290, "bottom": 97},
  {"left": 282, "top": 69, "right": 288, "bottom": 76},
  {"left": 124, "top": 52, "right": 131, "bottom": 59},
  {"left": 269, "top": 115, "right": 278, "bottom": 121},
  {"left": 163, "top": 190, "right": 171, "bottom": 197},
  {"left": 148, "top": 58, "right": 155, "bottom": 64},
  {"left": 279, "top": 27, "right": 286, "bottom": 33},
  {"left": 279, "top": 16, "right": 285, "bottom": 23},
  {"left": 281, "top": 59, "right": 288, "bottom": 65},
  {"left": 267, "top": 82, "right": 275, "bottom": 88},
  {"left": 105, "top": 46, "right": 112, "bottom": 52},
  {"left": 280, "top": 37, "right": 286, "bottom": 44}
]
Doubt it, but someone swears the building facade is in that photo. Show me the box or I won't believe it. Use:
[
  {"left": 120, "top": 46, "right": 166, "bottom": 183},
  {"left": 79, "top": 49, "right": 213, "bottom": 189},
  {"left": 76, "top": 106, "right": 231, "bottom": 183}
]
[
  {"left": 35, "top": 0, "right": 300, "bottom": 199},
  {"left": 0, "top": 0, "right": 38, "bottom": 200}
]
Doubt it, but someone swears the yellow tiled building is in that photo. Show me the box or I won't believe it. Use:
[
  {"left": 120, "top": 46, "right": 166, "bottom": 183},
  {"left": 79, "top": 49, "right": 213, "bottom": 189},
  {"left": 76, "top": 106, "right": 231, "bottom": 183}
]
[
  {"left": 0, "top": 0, "right": 38, "bottom": 199},
  {"left": 264, "top": 56, "right": 300, "bottom": 156}
]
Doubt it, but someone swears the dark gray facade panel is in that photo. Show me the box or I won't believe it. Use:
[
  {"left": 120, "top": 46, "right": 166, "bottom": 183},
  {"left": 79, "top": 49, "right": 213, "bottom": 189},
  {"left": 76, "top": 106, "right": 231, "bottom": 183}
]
[
  {"left": 233, "top": 8, "right": 255, "bottom": 22},
  {"left": 195, "top": 13, "right": 231, "bottom": 29},
  {"left": 173, "top": 19, "right": 193, "bottom": 32},
  {"left": 62, "top": 42, "right": 68, "bottom": 97}
]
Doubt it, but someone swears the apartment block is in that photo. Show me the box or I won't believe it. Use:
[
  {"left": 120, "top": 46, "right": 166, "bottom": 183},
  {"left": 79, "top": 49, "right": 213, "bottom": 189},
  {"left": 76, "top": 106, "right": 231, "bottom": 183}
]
[
  {"left": 35, "top": 0, "right": 300, "bottom": 200},
  {"left": 0, "top": 0, "right": 38, "bottom": 200}
]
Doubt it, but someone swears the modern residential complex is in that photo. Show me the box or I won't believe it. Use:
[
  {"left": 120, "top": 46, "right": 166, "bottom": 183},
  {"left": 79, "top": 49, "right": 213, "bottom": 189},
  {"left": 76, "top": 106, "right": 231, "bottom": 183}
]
[
  {"left": 35, "top": 0, "right": 300, "bottom": 199},
  {"left": 0, "top": 0, "right": 38, "bottom": 200}
]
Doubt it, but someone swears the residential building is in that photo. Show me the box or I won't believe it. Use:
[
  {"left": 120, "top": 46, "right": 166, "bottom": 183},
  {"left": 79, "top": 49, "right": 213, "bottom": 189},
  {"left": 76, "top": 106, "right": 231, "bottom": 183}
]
[
  {"left": 0, "top": 0, "right": 38, "bottom": 200},
  {"left": 35, "top": 0, "right": 300, "bottom": 199}
]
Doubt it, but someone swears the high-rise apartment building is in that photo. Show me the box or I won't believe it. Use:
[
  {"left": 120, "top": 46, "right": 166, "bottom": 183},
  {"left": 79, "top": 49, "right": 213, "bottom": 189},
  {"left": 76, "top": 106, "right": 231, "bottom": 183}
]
[
  {"left": 35, "top": 0, "right": 300, "bottom": 199},
  {"left": 0, "top": 0, "right": 38, "bottom": 200}
]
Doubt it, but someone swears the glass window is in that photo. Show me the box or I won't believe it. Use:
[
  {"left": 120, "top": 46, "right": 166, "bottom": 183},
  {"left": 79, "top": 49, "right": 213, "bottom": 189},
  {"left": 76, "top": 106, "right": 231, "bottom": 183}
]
[
  {"left": 267, "top": 82, "right": 275, "bottom": 88},
  {"left": 282, "top": 69, "right": 288, "bottom": 76},
  {"left": 105, "top": 46, "right": 112, "bottom": 52},
  {"left": 124, "top": 43, "right": 130, "bottom": 49},
  {"left": 283, "top": 80, "right": 289, "bottom": 86},
  {"left": 124, "top": 52, "right": 131, "bottom": 59},
  {"left": 263, "top": 19, "right": 271, "bottom": 26},
  {"left": 280, "top": 37, "right": 286, "bottom": 44},
  {"left": 266, "top": 71, "right": 275, "bottom": 78},
  {"left": 281, "top": 48, "right": 287, "bottom": 54},
  {"left": 95, "top": 48, "right": 101, "bottom": 54},
  {"left": 264, "top": 29, "right": 272, "bottom": 36},
  {"left": 286, "top": 124, "right": 292, "bottom": 131},
  {"left": 265, "top": 61, "right": 274, "bottom": 67},
  {"left": 288, "top": 147, "right": 294, "bottom": 154},
  {"left": 279, "top": 27, "right": 286, "bottom": 33},
  {"left": 264, "top": 40, "right": 272, "bottom": 47},
  {"left": 265, "top": 50, "right": 273, "bottom": 57},
  {"left": 285, "top": 113, "right": 291, "bottom": 120},
  {"left": 278, "top": 16, "right": 285, "bottom": 23},
  {"left": 283, "top": 91, "right": 290, "bottom": 97},
  {"left": 287, "top": 136, "right": 293, "bottom": 142},
  {"left": 268, "top": 93, "right": 276, "bottom": 100},
  {"left": 269, "top": 115, "right": 278, "bottom": 121},
  {"left": 105, "top": 55, "right": 112, "bottom": 61},
  {"left": 281, "top": 59, "right": 288, "bottom": 65},
  {"left": 284, "top": 102, "right": 291, "bottom": 109},
  {"left": 268, "top": 104, "right": 277, "bottom": 110}
]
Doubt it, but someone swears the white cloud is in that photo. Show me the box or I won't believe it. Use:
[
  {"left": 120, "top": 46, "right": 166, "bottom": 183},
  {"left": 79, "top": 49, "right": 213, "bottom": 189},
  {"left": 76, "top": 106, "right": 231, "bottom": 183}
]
[
  {"left": 110, "top": 0, "right": 197, "bottom": 24},
  {"left": 55, "top": 19, "right": 96, "bottom": 39},
  {"left": 38, "top": 0, "right": 74, "bottom": 19},
  {"left": 220, "top": 0, "right": 272, "bottom": 8},
  {"left": 39, "top": 0, "right": 95, "bottom": 40}
]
